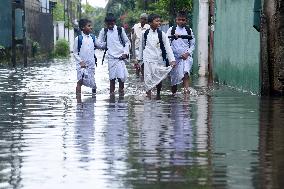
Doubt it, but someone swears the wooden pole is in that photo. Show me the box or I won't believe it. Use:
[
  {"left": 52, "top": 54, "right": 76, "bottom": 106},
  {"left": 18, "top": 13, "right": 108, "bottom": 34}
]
[
  {"left": 23, "top": 0, "right": 27, "bottom": 67},
  {"left": 12, "top": 1, "right": 16, "bottom": 67}
]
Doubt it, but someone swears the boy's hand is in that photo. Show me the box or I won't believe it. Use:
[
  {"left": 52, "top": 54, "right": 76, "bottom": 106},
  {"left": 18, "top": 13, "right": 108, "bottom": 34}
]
[
  {"left": 181, "top": 52, "right": 190, "bottom": 60},
  {"left": 170, "top": 61, "right": 176, "bottom": 68},
  {"left": 80, "top": 61, "right": 86, "bottom": 68}
]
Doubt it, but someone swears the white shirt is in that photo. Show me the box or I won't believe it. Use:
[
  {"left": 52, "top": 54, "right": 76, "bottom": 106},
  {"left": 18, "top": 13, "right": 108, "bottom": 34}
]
[
  {"left": 98, "top": 25, "right": 130, "bottom": 59},
  {"left": 73, "top": 33, "right": 105, "bottom": 69},
  {"left": 166, "top": 26, "right": 195, "bottom": 58},
  {"left": 138, "top": 29, "right": 175, "bottom": 63},
  {"left": 133, "top": 23, "right": 150, "bottom": 48}
]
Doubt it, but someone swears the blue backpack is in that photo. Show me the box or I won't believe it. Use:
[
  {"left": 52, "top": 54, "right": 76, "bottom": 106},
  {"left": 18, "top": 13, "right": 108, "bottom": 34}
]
[{"left": 77, "top": 34, "right": 97, "bottom": 67}]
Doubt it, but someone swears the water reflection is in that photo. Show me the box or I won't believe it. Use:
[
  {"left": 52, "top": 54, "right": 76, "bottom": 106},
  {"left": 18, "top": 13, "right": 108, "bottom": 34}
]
[
  {"left": 259, "top": 97, "right": 284, "bottom": 189},
  {"left": 0, "top": 58, "right": 284, "bottom": 188},
  {"left": 125, "top": 97, "right": 212, "bottom": 188},
  {"left": 0, "top": 92, "right": 26, "bottom": 189},
  {"left": 75, "top": 97, "right": 96, "bottom": 164}
]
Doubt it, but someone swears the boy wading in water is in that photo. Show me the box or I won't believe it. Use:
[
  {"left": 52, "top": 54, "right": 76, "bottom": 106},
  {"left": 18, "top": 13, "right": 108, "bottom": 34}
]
[
  {"left": 138, "top": 14, "right": 176, "bottom": 99},
  {"left": 167, "top": 11, "right": 195, "bottom": 95},
  {"left": 98, "top": 13, "right": 130, "bottom": 95},
  {"left": 74, "top": 19, "right": 105, "bottom": 96}
]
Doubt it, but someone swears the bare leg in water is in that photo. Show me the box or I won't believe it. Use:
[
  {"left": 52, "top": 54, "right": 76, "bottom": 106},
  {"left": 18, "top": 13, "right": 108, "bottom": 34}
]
[{"left": 110, "top": 79, "right": 116, "bottom": 94}]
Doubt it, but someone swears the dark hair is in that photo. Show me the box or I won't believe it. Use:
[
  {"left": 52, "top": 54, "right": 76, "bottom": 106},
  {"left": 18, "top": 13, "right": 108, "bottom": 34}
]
[
  {"left": 79, "top": 19, "right": 91, "bottom": 30},
  {"left": 176, "top": 10, "right": 188, "bottom": 18},
  {"left": 105, "top": 13, "right": 116, "bottom": 22},
  {"left": 148, "top": 13, "right": 160, "bottom": 23}
]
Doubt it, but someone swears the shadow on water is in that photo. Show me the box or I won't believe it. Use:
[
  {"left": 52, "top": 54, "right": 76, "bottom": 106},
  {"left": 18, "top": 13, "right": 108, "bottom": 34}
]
[{"left": 0, "top": 57, "right": 283, "bottom": 188}]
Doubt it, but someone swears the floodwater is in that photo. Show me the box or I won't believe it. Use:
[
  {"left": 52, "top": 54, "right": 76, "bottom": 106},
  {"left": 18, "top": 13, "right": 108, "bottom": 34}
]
[{"left": 0, "top": 53, "right": 283, "bottom": 189}]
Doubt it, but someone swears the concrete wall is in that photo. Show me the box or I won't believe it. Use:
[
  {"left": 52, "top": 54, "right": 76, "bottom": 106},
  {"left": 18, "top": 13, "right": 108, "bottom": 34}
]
[{"left": 213, "top": 0, "right": 261, "bottom": 94}]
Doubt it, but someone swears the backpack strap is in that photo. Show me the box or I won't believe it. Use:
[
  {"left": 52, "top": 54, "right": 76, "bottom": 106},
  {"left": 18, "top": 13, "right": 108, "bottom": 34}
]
[
  {"left": 117, "top": 27, "right": 125, "bottom": 47},
  {"left": 102, "top": 28, "right": 109, "bottom": 65},
  {"left": 143, "top": 29, "right": 150, "bottom": 50},
  {"left": 157, "top": 29, "right": 169, "bottom": 66},
  {"left": 185, "top": 26, "right": 193, "bottom": 46},
  {"left": 77, "top": 35, "right": 83, "bottom": 55},
  {"left": 170, "top": 26, "right": 177, "bottom": 43}
]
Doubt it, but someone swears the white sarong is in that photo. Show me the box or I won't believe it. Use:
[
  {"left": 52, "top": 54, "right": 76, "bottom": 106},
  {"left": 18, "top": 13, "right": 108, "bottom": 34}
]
[
  {"left": 144, "top": 60, "right": 172, "bottom": 91},
  {"left": 77, "top": 68, "right": 96, "bottom": 88},
  {"left": 170, "top": 57, "right": 193, "bottom": 86},
  {"left": 107, "top": 58, "right": 129, "bottom": 82}
]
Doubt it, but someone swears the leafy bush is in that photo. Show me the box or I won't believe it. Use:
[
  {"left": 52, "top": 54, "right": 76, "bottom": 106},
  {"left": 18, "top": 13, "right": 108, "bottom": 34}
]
[
  {"left": 54, "top": 39, "right": 70, "bottom": 57},
  {"left": 32, "top": 41, "right": 40, "bottom": 57}
]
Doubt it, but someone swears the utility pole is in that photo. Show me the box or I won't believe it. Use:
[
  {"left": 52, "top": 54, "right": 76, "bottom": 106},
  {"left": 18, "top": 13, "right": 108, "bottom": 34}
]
[
  {"left": 208, "top": 0, "right": 215, "bottom": 83},
  {"left": 67, "top": 0, "right": 70, "bottom": 42},
  {"left": 12, "top": 1, "right": 16, "bottom": 67},
  {"left": 78, "top": 0, "right": 82, "bottom": 20},
  {"left": 63, "top": 0, "right": 66, "bottom": 38},
  {"left": 23, "top": 0, "right": 27, "bottom": 67}
]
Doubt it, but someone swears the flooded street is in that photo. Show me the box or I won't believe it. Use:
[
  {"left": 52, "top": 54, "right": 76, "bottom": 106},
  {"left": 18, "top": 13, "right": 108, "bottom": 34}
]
[{"left": 0, "top": 53, "right": 283, "bottom": 189}]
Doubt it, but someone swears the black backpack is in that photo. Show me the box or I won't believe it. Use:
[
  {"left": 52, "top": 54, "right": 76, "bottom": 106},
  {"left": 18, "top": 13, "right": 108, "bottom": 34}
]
[
  {"left": 102, "top": 27, "right": 126, "bottom": 64},
  {"left": 170, "top": 26, "right": 193, "bottom": 46},
  {"left": 143, "top": 28, "right": 169, "bottom": 67}
]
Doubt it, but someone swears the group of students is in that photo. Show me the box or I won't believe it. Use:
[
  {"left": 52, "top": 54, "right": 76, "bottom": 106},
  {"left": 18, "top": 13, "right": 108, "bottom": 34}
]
[{"left": 74, "top": 11, "right": 195, "bottom": 99}]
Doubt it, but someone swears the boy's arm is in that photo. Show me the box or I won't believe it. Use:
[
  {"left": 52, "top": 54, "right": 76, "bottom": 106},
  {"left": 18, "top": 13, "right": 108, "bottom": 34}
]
[
  {"left": 94, "top": 35, "right": 106, "bottom": 49},
  {"left": 97, "top": 28, "right": 105, "bottom": 46},
  {"left": 121, "top": 28, "right": 130, "bottom": 55},
  {"left": 73, "top": 36, "right": 83, "bottom": 68},
  {"left": 162, "top": 32, "right": 175, "bottom": 62}
]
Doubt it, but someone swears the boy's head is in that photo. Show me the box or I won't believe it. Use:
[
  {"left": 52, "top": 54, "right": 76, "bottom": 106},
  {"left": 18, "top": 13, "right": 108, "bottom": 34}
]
[
  {"left": 105, "top": 13, "right": 116, "bottom": 30},
  {"left": 79, "top": 19, "right": 92, "bottom": 34},
  {"left": 176, "top": 11, "right": 188, "bottom": 28},
  {"left": 148, "top": 14, "right": 161, "bottom": 30}
]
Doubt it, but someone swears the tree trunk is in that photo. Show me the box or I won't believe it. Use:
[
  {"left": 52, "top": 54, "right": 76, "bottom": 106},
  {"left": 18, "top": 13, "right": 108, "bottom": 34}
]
[{"left": 262, "top": 0, "right": 284, "bottom": 95}]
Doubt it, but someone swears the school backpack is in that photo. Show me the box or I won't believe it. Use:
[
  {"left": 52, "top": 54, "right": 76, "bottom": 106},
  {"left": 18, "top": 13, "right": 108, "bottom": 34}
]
[
  {"left": 77, "top": 34, "right": 98, "bottom": 66},
  {"left": 170, "top": 26, "right": 193, "bottom": 46},
  {"left": 102, "top": 27, "right": 126, "bottom": 64},
  {"left": 143, "top": 28, "right": 169, "bottom": 67}
]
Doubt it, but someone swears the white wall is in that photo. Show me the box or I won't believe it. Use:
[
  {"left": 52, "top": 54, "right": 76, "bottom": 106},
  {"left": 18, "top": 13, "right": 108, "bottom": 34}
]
[{"left": 54, "top": 21, "right": 75, "bottom": 52}]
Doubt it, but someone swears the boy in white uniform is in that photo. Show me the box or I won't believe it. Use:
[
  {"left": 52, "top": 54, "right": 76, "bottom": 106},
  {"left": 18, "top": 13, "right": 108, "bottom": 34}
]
[
  {"left": 73, "top": 19, "right": 105, "bottom": 95},
  {"left": 98, "top": 13, "right": 130, "bottom": 95},
  {"left": 167, "top": 11, "right": 195, "bottom": 95},
  {"left": 138, "top": 14, "right": 176, "bottom": 99}
]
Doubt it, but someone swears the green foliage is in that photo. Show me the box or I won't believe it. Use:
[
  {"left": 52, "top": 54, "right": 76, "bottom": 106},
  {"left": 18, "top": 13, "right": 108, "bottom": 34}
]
[
  {"left": 54, "top": 39, "right": 70, "bottom": 58},
  {"left": 53, "top": 1, "right": 64, "bottom": 21},
  {"left": 106, "top": 0, "right": 193, "bottom": 29},
  {"left": 32, "top": 41, "right": 40, "bottom": 57},
  {"left": 82, "top": 4, "right": 105, "bottom": 35}
]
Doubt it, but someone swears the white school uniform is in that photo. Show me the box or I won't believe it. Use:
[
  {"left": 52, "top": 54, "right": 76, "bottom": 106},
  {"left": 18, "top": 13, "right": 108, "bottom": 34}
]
[
  {"left": 98, "top": 25, "right": 130, "bottom": 82},
  {"left": 138, "top": 29, "right": 175, "bottom": 91},
  {"left": 73, "top": 33, "right": 104, "bottom": 89},
  {"left": 167, "top": 26, "right": 195, "bottom": 86}
]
